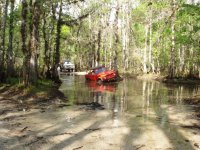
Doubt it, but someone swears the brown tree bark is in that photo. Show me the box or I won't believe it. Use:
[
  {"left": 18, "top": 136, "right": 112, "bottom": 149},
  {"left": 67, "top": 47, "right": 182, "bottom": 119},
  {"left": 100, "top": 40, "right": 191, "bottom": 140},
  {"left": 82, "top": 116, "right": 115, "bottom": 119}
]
[
  {"left": 7, "top": 0, "right": 15, "bottom": 77},
  {"left": 21, "top": 0, "right": 40, "bottom": 86},
  {"left": 95, "top": 29, "right": 101, "bottom": 67},
  {"left": 169, "top": 0, "right": 176, "bottom": 78},
  {"left": 122, "top": 2, "right": 129, "bottom": 72},
  {"left": 149, "top": 4, "right": 155, "bottom": 73},
  {"left": 29, "top": 0, "right": 40, "bottom": 84},
  {"left": 0, "top": 0, "right": 8, "bottom": 82},
  {"left": 143, "top": 25, "right": 148, "bottom": 74},
  {"left": 21, "top": 0, "right": 29, "bottom": 86},
  {"left": 42, "top": 11, "right": 51, "bottom": 79},
  {"left": 53, "top": 0, "right": 62, "bottom": 83},
  {"left": 113, "top": 0, "right": 120, "bottom": 71}
]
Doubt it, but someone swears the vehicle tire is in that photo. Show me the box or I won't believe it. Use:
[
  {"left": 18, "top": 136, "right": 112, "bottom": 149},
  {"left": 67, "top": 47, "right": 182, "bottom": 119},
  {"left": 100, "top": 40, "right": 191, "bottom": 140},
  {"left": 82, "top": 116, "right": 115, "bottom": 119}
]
[
  {"left": 97, "top": 79, "right": 103, "bottom": 84},
  {"left": 85, "top": 78, "right": 89, "bottom": 81}
]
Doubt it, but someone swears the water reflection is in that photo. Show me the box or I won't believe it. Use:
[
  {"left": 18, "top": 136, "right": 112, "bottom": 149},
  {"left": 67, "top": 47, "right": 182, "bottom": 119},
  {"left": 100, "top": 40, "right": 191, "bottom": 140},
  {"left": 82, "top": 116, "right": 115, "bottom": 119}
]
[
  {"left": 86, "top": 81, "right": 117, "bottom": 93},
  {"left": 59, "top": 76, "right": 199, "bottom": 122}
]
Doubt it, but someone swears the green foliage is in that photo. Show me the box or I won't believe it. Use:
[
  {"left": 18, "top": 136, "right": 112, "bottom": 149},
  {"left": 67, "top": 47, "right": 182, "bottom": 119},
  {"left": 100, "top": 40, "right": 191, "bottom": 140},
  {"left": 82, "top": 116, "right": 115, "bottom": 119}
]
[
  {"left": 132, "top": 23, "right": 145, "bottom": 46},
  {"left": 61, "top": 25, "right": 70, "bottom": 38},
  {"left": 1, "top": 0, "right": 200, "bottom": 86},
  {"left": 23, "top": 79, "right": 53, "bottom": 95},
  {"left": 6, "top": 77, "right": 21, "bottom": 85}
]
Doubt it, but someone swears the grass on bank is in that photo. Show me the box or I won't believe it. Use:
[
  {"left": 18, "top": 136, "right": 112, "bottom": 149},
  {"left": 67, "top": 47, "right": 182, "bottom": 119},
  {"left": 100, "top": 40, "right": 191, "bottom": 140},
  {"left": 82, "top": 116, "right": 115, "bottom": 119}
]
[{"left": 0, "top": 77, "right": 55, "bottom": 98}]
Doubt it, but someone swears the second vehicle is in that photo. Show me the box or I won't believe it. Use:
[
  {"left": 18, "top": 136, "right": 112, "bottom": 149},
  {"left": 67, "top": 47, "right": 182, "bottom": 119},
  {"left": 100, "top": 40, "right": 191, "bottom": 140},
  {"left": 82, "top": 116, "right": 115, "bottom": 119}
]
[{"left": 61, "top": 60, "right": 75, "bottom": 72}]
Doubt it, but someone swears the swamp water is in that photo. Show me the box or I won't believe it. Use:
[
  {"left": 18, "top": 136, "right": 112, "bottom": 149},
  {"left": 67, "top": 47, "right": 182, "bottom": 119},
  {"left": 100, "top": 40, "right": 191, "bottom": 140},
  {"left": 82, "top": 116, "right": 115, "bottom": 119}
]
[
  {"left": 58, "top": 75, "right": 200, "bottom": 150},
  {"left": 0, "top": 75, "right": 199, "bottom": 150}
]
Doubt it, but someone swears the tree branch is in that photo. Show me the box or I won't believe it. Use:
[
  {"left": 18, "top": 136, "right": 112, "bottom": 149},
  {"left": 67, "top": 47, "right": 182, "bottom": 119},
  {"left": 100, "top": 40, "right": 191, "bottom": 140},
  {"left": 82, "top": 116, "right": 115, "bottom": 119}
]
[
  {"left": 60, "top": 13, "right": 89, "bottom": 26},
  {"left": 67, "top": 0, "right": 85, "bottom": 5}
]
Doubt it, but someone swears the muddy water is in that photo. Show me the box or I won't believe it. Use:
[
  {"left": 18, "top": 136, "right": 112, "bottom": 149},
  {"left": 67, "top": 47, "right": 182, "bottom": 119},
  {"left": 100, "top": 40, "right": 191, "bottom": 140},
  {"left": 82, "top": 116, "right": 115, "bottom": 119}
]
[
  {"left": 58, "top": 75, "right": 200, "bottom": 150},
  {"left": 60, "top": 75, "right": 199, "bottom": 111},
  {"left": 1, "top": 75, "right": 200, "bottom": 150}
]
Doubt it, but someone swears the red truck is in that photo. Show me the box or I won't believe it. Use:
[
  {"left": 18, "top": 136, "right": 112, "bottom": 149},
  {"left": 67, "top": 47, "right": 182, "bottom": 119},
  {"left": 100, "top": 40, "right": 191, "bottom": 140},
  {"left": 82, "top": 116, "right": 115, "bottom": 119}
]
[{"left": 85, "top": 66, "right": 118, "bottom": 83}]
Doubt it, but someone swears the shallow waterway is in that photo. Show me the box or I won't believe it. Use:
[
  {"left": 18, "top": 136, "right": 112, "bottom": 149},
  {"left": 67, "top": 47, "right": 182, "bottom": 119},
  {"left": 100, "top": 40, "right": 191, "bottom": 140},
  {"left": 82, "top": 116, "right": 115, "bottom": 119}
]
[
  {"left": 0, "top": 75, "right": 200, "bottom": 150},
  {"left": 59, "top": 75, "right": 200, "bottom": 150}
]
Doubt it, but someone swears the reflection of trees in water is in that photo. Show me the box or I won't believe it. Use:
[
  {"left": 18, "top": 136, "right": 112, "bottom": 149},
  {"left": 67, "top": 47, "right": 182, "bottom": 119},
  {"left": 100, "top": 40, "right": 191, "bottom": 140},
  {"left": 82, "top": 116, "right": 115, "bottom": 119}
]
[
  {"left": 111, "top": 94, "right": 118, "bottom": 122},
  {"left": 166, "top": 84, "right": 199, "bottom": 104},
  {"left": 119, "top": 79, "right": 200, "bottom": 121},
  {"left": 142, "top": 81, "right": 149, "bottom": 117},
  {"left": 121, "top": 80, "right": 199, "bottom": 149},
  {"left": 92, "top": 91, "right": 103, "bottom": 103},
  {"left": 141, "top": 81, "right": 199, "bottom": 126},
  {"left": 121, "top": 79, "right": 128, "bottom": 113},
  {"left": 62, "top": 76, "right": 199, "bottom": 111},
  {"left": 111, "top": 80, "right": 129, "bottom": 123}
]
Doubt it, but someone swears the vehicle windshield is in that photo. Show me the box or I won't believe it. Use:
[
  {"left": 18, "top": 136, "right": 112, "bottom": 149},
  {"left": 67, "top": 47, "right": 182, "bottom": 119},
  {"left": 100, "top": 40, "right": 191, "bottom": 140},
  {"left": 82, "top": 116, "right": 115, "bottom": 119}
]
[
  {"left": 64, "top": 61, "right": 73, "bottom": 65},
  {"left": 94, "top": 67, "right": 106, "bottom": 74},
  {"left": 64, "top": 61, "right": 69, "bottom": 64}
]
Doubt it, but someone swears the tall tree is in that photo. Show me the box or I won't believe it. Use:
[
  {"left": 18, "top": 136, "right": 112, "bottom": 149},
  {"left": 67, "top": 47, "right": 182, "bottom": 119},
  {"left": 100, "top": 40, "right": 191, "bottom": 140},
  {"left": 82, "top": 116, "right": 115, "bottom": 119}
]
[
  {"left": 21, "top": 0, "right": 29, "bottom": 86},
  {"left": 53, "top": 0, "right": 62, "bottom": 83},
  {"left": 7, "top": 0, "right": 15, "bottom": 77},
  {"left": 121, "top": 1, "right": 130, "bottom": 72},
  {"left": 0, "top": 0, "right": 8, "bottom": 82},
  {"left": 169, "top": 0, "right": 176, "bottom": 78},
  {"left": 112, "top": 0, "right": 120, "bottom": 71},
  {"left": 21, "top": 0, "right": 41, "bottom": 86},
  {"left": 42, "top": 10, "right": 52, "bottom": 79},
  {"left": 29, "top": 0, "right": 41, "bottom": 84},
  {"left": 143, "top": 24, "right": 148, "bottom": 74}
]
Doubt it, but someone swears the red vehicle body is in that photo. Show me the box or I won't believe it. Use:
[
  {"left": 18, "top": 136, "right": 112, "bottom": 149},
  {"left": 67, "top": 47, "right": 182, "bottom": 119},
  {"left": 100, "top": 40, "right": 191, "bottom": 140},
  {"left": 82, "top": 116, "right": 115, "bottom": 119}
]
[{"left": 85, "top": 66, "right": 118, "bottom": 83}]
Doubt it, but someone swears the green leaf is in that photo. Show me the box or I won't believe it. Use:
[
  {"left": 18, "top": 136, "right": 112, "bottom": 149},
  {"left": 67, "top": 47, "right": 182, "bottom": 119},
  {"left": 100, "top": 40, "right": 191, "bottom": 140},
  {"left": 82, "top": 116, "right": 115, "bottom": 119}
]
[{"left": 61, "top": 25, "right": 70, "bottom": 37}]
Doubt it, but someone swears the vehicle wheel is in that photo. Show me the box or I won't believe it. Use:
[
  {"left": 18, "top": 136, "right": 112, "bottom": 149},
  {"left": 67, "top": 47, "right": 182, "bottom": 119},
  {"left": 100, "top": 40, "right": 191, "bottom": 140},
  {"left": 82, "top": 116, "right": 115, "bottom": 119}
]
[
  {"left": 97, "top": 79, "right": 103, "bottom": 84},
  {"left": 86, "top": 78, "right": 90, "bottom": 81}
]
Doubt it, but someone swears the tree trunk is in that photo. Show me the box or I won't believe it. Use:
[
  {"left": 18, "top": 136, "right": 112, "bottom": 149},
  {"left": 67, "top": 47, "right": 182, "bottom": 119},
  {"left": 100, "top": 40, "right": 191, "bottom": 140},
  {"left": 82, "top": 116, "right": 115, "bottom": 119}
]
[
  {"left": 169, "top": 0, "right": 176, "bottom": 78},
  {"left": 42, "top": 11, "right": 51, "bottom": 79},
  {"left": 143, "top": 25, "right": 148, "bottom": 74},
  {"left": 29, "top": 0, "right": 40, "bottom": 84},
  {"left": 95, "top": 29, "right": 101, "bottom": 67},
  {"left": 122, "top": 2, "right": 129, "bottom": 72},
  {"left": 149, "top": 6, "right": 155, "bottom": 73},
  {"left": 125, "top": 4, "right": 130, "bottom": 71},
  {"left": 7, "top": 0, "right": 15, "bottom": 77},
  {"left": 178, "top": 45, "right": 185, "bottom": 76},
  {"left": 109, "top": 32, "right": 113, "bottom": 70},
  {"left": 94, "top": 32, "right": 97, "bottom": 67},
  {"left": 21, "top": 0, "right": 40, "bottom": 86},
  {"left": 53, "top": 0, "right": 62, "bottom": 83},
  {"left": 0, "top": 0, "right": 8, "bottom": 82},
  {"left": 21, "top": 0, "right": 29, "bottom": 86},
  {"left": 113, "top": 1, "right": 120, "bottom": 71}
]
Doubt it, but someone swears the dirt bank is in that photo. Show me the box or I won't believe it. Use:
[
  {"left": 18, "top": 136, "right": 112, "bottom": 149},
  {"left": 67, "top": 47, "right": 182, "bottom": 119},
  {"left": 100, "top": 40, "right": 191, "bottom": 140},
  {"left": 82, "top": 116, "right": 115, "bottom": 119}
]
[
  {"left": 163, "top": 78, "right": 200, "bottom": 85},
  {"left": 121, "top": 73, "right": 200, "bottom": 85},
  {"left": 0, "top": 84, "right": 67, "bottom": 111}
]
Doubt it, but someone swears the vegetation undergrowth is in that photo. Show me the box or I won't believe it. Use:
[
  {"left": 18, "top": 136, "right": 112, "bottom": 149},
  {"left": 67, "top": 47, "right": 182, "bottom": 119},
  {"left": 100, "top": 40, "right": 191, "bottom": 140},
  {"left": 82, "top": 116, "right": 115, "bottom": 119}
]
[
  {"left": 0, "top": 77, "right": 62, "bottom": 98},
  {"left": 22, "top": 79, "right": 54, "bottom": 97}
]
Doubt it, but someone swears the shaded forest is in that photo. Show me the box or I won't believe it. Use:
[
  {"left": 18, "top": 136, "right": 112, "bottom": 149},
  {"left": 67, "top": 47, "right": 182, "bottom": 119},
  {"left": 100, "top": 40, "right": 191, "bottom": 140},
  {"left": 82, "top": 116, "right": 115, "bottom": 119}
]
[{"left": 0, "top": 0, "right": 200, "bottom": 86}]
